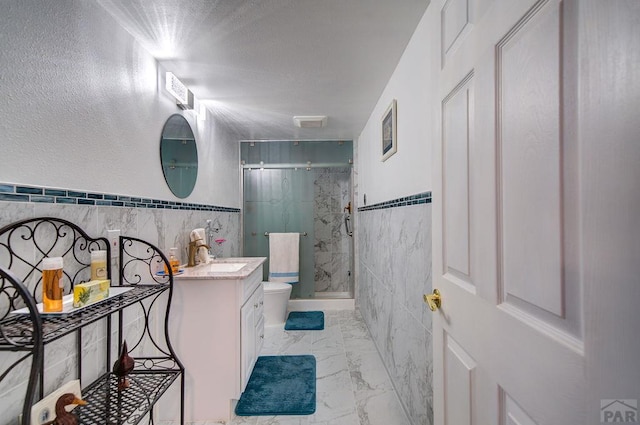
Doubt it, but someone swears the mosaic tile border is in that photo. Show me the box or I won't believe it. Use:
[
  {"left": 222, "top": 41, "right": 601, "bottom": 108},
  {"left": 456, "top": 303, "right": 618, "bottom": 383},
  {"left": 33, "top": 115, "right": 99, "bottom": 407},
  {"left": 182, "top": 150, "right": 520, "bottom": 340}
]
[
  {"left": 0, "top": 183, "right": 241, "bottom": 213},
  {"left": 357, "top": 192, "right": 432, "bottom": 212}
]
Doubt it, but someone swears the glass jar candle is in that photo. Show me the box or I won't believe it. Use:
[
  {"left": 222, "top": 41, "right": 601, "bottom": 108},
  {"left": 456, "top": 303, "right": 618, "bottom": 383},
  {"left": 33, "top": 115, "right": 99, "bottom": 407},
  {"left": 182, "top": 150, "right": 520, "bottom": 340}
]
[{"left": 42, "top": 257, "right": 64, "bottom": 312}]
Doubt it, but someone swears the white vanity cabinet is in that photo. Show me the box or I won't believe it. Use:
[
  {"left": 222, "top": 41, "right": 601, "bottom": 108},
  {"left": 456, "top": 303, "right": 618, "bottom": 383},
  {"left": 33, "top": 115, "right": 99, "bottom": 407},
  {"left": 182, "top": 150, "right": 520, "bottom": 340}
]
[
  {"left": 241, "top": 282, "right": 264, "bottom": 390},
  {"left": 164, "top": 257, "right": 266, "bottom": 423}
]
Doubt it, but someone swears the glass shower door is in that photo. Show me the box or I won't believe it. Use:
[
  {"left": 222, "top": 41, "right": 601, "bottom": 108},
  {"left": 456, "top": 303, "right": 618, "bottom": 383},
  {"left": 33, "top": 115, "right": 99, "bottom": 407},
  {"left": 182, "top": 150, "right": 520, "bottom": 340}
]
[
  {"left": 241, "top": 140, "right": 354, "bottom": 300},
  {"left": 243, "top": 167, "right": 354, "bottom": 299},
  {"left": 243, "top": 168, "right": 316, "bottom": 298}
]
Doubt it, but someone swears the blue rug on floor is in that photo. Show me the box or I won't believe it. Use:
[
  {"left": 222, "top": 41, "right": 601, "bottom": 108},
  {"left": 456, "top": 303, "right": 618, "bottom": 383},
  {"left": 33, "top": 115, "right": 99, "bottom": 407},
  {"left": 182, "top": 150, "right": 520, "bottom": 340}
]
[
  {"left": 235, "top": 355, "right": 316, "bottom": 416},
  {"left": 284, "top": 311, "right": 324, "bottom": 330}
]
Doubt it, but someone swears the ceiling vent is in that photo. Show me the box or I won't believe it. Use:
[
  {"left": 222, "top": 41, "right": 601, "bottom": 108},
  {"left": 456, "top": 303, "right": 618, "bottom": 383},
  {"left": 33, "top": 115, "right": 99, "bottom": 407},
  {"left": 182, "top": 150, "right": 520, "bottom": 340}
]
[{"left": 293, "top": 116, "right": 327, "bottom": 128}]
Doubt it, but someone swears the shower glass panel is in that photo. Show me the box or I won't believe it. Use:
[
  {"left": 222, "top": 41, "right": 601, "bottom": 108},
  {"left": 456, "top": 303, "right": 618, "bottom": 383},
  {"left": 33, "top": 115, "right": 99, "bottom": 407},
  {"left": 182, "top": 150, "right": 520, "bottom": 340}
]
[{"left": 242, "top": 141, "right": 353, "bottom": 299}]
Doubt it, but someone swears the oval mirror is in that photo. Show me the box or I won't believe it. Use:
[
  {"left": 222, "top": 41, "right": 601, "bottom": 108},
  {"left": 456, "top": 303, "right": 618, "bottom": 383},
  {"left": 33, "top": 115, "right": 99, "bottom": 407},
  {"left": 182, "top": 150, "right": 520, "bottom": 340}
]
[{"left": 160, "top": 114, "right": 198, "bottom": 198}]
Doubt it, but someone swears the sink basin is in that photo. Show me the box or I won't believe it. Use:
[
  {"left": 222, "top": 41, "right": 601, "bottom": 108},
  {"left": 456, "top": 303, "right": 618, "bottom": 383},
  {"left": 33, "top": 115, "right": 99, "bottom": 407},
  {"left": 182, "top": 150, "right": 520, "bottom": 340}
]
[
  {"left": 176, "top": 257, "right": 265, "bottom": 279},
  {"left": 207, "top": 262, "right": 247, "bottom": 273}
]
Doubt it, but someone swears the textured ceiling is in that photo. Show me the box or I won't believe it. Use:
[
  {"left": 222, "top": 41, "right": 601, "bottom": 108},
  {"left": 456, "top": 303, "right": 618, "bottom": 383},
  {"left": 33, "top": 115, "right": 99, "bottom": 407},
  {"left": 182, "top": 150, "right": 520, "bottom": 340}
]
[{"left": 98, "top": 0, "right": 429, "bottom": 141}]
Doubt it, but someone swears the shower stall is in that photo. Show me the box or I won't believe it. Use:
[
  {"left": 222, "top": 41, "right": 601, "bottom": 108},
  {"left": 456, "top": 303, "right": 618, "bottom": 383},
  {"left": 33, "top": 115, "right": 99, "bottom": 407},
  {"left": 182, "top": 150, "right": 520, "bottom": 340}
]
[{"left": 241, "top": 141, "right": 354, "bottom": 299}]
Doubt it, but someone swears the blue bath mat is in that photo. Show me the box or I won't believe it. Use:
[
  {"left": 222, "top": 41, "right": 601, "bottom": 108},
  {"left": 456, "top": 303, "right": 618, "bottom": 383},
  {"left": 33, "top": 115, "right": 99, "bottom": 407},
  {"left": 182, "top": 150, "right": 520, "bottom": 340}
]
[
  {"left": 235, "top": 355, "right": 316, "bottom": 416},
  {"left": 285, "top": 311, "right": 324, "bottom": 330}
]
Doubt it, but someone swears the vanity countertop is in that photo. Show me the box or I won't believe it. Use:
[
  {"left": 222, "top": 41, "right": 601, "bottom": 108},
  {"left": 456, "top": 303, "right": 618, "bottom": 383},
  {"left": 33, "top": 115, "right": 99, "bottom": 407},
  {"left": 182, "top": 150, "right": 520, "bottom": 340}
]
[{"left": 175, "top": 257, "right": 266, "bottom": 280}]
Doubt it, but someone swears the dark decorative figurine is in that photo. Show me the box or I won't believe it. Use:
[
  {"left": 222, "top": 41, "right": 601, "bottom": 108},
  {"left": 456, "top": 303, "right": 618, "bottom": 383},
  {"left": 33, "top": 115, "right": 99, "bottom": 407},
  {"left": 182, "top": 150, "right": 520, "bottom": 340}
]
[
  {"left": 112, "top": 340, "right": 135, "bottom": 391},
  {"left": 43, "top": 393, "right": 86, "bottom": 425}
]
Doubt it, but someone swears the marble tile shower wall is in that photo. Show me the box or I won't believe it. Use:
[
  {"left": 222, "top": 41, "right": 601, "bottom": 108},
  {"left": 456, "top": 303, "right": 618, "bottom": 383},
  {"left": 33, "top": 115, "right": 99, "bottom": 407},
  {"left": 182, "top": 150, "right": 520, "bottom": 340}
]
[
  {"left": 357, "top": 202, "right": 433, "bottom": 425},
  {"left": 314, "top": 167, "right": 353, "bottom": 294},
  {"left": 0, "top": 199, "right": 241, "bottom": 424}
]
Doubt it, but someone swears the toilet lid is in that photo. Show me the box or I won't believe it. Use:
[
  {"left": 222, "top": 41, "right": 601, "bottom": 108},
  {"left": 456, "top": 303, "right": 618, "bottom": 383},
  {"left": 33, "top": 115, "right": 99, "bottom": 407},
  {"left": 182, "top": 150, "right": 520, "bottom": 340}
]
[{"left": 263, "top": 282, "right": 292, "bottom": 292}]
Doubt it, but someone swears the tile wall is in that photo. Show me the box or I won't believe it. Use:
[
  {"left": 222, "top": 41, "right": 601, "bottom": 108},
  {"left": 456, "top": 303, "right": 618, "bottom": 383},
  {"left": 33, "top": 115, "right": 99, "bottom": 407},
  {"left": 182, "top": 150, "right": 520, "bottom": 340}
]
[
  {"left": 356, "top": 193, "right": 433, "bottom": 425},
  {"left": 313, "top": 167, "right": 353, "bottom": 295}
]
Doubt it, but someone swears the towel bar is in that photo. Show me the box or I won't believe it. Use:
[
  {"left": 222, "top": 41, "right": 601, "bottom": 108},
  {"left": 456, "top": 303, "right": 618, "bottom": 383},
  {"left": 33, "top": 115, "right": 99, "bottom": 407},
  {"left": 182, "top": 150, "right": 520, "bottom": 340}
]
[{"left": 264, "top": 232, "right": 307, "bottom": 237}]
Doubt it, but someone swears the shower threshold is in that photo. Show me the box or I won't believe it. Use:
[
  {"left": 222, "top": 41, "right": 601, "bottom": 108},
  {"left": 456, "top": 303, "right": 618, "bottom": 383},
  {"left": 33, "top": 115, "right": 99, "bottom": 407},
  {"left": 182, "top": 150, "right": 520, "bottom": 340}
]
[
  {"left": 288, "top": 296, "right": 354, "bottom": 311},
  {"left": 314, "top": 291, "right": 352, "bottom": 299}
]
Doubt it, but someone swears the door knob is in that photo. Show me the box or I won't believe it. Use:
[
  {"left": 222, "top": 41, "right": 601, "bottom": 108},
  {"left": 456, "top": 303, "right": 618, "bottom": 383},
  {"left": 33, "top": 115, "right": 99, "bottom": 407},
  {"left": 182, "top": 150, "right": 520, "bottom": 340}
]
[{"left": 423, "top": 289, "right": 441, "bottom": 311}]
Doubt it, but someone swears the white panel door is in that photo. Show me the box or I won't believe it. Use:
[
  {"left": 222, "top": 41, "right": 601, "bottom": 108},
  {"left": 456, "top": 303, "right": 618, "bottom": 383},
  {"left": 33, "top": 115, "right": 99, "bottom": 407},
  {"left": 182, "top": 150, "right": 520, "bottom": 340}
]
[{"left": 432, "top": 1, "right": 640, "bottom": 424}]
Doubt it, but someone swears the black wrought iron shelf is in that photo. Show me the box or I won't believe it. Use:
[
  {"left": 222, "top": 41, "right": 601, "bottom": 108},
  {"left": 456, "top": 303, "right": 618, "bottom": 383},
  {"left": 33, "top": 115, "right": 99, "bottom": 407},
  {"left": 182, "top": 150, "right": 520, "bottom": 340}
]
[
  {"left": 76, "top": 364, "right": 181, "bottom": 424},
  {"left": 0, "top": 217, "right": 185, "bottom": 425},
  {"left": 0, "top": 285, "right": 169, "bottom": 348}
]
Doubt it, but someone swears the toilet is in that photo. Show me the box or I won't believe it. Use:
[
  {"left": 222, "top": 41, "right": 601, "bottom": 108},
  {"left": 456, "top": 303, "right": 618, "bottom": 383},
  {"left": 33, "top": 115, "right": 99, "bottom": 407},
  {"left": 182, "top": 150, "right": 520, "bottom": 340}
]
[{"left": 263, "top": 282, "right": 293, "bottom": 325}]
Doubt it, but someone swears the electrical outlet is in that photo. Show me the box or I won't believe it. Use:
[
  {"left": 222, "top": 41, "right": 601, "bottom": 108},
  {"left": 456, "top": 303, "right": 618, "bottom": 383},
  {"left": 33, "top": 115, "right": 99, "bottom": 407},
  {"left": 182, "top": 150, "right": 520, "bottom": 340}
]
[
  {"left": 26, "top": 380, "right": 81, "bottom": 425},
  {"left": 107, "top": 229, "right": 120, "bottom": 258}
]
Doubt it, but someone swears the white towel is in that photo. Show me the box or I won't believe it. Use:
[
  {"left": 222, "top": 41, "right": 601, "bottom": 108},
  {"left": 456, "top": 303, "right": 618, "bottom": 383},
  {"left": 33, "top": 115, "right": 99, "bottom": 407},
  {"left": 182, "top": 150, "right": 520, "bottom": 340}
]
[
  {"left": 268, "top": 233, "right": 300, "bottom": 284},
  {"left": 190, "top": 228, "right": 209, "bottom": 264}
]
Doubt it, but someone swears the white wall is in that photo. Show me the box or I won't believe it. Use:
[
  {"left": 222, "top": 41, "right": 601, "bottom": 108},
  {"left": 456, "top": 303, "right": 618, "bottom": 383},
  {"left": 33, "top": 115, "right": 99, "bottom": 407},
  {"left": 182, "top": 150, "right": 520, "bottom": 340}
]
[
  {"left": 354, "top": 4, "right": 440, "bottom": 425},
  {"left": 0, "top": 0, "right": 240, "bottom": 208},
  {"left": 357, "top": 6, "right": 439, "bottom": 205}
]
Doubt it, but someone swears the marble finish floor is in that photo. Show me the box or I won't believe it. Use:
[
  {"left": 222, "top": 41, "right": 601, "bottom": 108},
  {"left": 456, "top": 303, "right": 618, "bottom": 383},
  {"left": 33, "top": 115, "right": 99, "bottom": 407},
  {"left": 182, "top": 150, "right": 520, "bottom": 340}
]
[{"left": 225, "top": 309, "right": 411, "bottom": 425}]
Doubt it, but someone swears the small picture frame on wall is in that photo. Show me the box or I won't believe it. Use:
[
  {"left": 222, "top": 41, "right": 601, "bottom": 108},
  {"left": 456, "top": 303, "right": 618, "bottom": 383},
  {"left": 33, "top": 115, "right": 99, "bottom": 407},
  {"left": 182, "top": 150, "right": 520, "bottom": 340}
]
[{"left": 381, "top": 99, "right": 397, "bottom": 161}]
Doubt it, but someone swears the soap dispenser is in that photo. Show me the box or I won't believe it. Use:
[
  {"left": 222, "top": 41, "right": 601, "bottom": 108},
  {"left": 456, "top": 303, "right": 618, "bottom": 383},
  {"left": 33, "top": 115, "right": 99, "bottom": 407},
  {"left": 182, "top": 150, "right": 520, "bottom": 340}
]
[{"left": 164, "top": 248, "right": 180, "bottom": 275}]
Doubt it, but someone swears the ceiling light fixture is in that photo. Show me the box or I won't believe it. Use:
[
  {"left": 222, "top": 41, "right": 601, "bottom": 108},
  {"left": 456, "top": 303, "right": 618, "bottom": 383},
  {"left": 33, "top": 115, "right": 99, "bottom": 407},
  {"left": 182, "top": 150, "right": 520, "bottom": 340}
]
[{"left": 293, "top": 116, "right": 327, "bottom": 128}]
